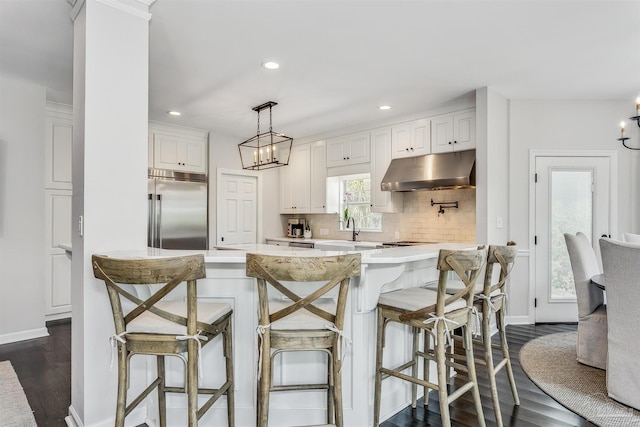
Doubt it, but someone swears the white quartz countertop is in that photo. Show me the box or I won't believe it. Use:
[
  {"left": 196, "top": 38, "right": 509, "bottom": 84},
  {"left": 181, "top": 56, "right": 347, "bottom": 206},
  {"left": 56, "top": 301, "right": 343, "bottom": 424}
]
[{"left": 99, "top": 242, "right": 474, "bottom": 265}]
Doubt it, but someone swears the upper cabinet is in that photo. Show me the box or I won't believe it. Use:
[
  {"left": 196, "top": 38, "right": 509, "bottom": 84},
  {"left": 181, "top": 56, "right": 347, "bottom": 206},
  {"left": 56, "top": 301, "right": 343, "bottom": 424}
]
[
  {"left": 391, "top": 118, "right": 431, "bottom": 159},
  {"left": 149, "top": 122, "right": 209, "bottom": 173},
  {"left": 280, "top": 141, "right": 328, "bottom": 214},
  {"left": 370, "top": 127, "right": 403, "bottom": 213},
  {"left": 431, "top": 109, "right": 476, "bottom": 153},
  {"left": 280, "top": 144, "right": 311, "bottom": 214},
  {"left": 326, "top": 131, "right": 371, "bottom": 168},
  {"left": 310, "top": 141, "right": 327, "bottom": 213}
]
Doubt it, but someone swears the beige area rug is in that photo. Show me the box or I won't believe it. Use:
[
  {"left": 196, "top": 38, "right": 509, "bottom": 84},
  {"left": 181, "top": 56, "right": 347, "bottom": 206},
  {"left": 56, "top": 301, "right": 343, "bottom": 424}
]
[
  {"left": 0, "top": 360, "right": 37, "bottom": 427},
  {"left": 520, "top": 332, "right": 640, "bottom": 427}
]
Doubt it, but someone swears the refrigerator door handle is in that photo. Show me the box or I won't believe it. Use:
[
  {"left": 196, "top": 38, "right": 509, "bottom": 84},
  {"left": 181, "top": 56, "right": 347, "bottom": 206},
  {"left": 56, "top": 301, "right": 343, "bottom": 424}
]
[
  {"left": 148, "top": 193, "right": 154, "bottom": 247},
  {"left": 156, "top": 194, "right": 162, "bottom": 248}
]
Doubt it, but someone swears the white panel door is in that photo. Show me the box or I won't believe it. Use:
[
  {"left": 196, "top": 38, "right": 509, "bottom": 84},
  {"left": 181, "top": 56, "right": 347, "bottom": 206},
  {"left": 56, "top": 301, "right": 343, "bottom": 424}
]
[
  {"left": 534, "top": 155, "right": 613, "bottom": 322},
  {"left": 45, "top": 190, "right": 72, "bottom": 318},
  {"left": 218, "top": 172, "right": 258, "bottom": 245}
]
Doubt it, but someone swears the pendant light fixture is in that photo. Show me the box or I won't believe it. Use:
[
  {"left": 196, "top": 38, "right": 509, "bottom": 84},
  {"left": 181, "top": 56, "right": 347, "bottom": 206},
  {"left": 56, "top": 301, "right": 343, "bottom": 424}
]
[{"left": 238, "top": 101, "right": 293, "bottom": 170}]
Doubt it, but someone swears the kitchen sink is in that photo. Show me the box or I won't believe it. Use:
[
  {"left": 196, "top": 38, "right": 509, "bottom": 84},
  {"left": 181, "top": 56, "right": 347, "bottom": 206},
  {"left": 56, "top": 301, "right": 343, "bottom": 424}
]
[{"left": 314, "top": 240, "right": 384, "bottom": 251}]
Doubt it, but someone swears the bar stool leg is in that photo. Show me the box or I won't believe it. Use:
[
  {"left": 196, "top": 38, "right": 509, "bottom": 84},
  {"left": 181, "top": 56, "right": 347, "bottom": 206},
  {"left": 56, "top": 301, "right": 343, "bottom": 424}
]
[
  {"left": 373, "top": 308, "right": 385, "bottom": 427},
  {"left": 483, "top": 309, "right": 503, "bottom": 427},
  {"left": 257, "top": 334, "right": 271, "bottom": 427},
  {"left": 463, "top": 323, "right": 486, "bottom": 427},
  {"left": 224, "top": 318, "right": 235, "bottom": 427},
  {"left": 157, "top": 355, "right": 167, "bottom": 427},
  {"left": 187, "top": 339, "right": 198, "bottom": 427},
  {"left": 435, "top": 323, "right": 452, "bottom": 427},
  {"left": 410, "top": 326, "right": 419, "bottom": 409},
  {"left": 327, "top": 354, "right": 334, "bottom": 425},
  {"left": 423, "top": 330, "right": 430, "bottom": 407},
  {"left": 116, "top": 345, "right": 127, "bottom": 427},
  {"left": 497, "top": 306, "right": 520, "bottom": 406},
  {"left": 333, "top": 348, "right": 344, "bottom": 427}
]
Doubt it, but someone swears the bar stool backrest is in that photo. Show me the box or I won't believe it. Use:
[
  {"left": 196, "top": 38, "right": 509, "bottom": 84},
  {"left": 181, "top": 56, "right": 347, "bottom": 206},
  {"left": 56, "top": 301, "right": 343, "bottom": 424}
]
[
  {"left": 92, "top": 254, "right": 206, "bottom": 336},
  {"left": 246, "top": 253, "right": 361, "bottom": 328},
  {"left": 482, "top": 242, "right": 518, "bottom": 298}
]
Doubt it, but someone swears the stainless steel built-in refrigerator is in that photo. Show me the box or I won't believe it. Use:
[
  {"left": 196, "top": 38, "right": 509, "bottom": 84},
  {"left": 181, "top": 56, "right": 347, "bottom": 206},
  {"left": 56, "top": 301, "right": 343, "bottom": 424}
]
[{"left": 148, "top": 169, "right": 208, "bottom": 249}]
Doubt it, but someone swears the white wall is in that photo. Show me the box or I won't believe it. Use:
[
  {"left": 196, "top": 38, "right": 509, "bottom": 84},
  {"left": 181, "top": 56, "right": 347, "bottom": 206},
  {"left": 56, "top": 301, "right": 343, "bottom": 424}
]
[
  {"left": 507, "top": 99, "right": 638, "bottom": 322},
  {"left": 0, "top": 76, "right": 48, "bottom": 343}
]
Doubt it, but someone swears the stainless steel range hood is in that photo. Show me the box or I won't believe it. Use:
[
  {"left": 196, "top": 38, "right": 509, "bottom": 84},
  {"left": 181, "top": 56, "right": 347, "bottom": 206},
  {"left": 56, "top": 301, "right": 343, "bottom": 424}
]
[{"left": 381, "top": 150, "right": 476, "bottom": 191}]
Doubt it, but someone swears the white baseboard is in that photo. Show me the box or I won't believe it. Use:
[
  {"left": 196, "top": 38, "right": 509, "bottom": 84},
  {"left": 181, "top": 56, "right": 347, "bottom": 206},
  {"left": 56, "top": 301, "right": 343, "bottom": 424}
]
[
  {"left": 0, "top": 327, "right": 48, "bottom": 345},
  {"left": 505, "top": 315, "right": 531, "bottom": 325},
  {"left": 66, "top": 405, "right": 82, "bottom": 427},
  {"left": 46, "top": 312, "right": 72, "bottom": 322}
]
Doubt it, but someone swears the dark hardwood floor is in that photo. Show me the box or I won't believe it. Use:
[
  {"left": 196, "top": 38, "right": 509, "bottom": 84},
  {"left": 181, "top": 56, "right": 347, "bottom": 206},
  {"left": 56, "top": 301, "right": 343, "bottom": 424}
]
[
  {"left": 381, "top": 323, "right": 594, "bottom": 427},
  {"left": 0, "top": 321, "right": 593, "bottom": 427},
  {"left": 0, "top": 319, "right": 70, "bottom": 427}
]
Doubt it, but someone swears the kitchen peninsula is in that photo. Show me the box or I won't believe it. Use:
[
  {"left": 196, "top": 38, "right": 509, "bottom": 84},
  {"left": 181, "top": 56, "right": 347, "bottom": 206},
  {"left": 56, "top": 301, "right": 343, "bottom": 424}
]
[{"left": 101, "top": 242, "right": 472, "bottom": 426}]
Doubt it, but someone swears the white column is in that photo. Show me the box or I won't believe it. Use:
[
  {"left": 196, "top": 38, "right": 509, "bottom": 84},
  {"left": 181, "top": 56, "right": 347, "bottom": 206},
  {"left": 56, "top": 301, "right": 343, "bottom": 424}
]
[{"left": 69, "top": 0, "right": 150, "bottom": 425}]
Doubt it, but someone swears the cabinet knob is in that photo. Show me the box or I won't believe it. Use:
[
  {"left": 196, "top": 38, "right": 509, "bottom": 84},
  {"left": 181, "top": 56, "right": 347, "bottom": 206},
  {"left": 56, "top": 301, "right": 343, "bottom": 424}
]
[
  {"left": 410, "top": 147, "right": 414, "bottom": 151},
  {"left": 405, "top": 148, "right": 409, "bottom": 151},
  {"left": 448, "top": 141, "right": 452, "bottom": 145},
  {"left": 454, "top": 140, "right": 457, "bottom": 144}
]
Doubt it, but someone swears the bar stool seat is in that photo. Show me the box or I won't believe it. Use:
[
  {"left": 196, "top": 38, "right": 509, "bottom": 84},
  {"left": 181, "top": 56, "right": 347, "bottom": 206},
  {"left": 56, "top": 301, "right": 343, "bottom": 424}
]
[{"left": 92, "top": 254, "right": 234, "bottom": 427}]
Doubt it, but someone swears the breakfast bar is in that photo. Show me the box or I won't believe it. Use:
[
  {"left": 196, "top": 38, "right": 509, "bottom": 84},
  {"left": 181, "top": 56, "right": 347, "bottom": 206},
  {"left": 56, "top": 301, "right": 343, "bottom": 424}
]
[{"left": 104, "top": 243, "right": 472, "bottom": 426}]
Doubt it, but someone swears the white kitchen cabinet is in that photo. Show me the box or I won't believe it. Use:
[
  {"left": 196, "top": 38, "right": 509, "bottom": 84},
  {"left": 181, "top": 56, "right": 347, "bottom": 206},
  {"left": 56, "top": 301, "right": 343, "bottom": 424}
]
[
  {"left": 280, "top": 144, "right": 311, "bottom": 213},
  {"left": 391, "top": 118, "right": 431, "bottom": 159},
  {"left": 149, "top": 122, "right": 209, "bottom": 173},
  {"left": 310, "top": 140, "right": 327, "bottom": 213},
  {"left": 326, "top": 131, "right": 370, "bottom": 168},
  {"left": 431, "top": 109, "right": 476, "bottom": 153},
  {"left": 370, "top": 127, "right": 403, "bottom": 213}
]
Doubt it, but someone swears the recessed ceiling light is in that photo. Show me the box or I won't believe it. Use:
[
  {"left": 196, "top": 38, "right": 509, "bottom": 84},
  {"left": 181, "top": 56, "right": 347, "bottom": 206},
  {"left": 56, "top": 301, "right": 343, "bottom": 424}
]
[
  {"left": 379, "top": 105, "right": 391, "bottom": 110},
  {"left": 262, "top": 61, "right": 280, "bottom": 70},
  {"left": 167, "top": 111, "right": 181, "bottom": 116}
]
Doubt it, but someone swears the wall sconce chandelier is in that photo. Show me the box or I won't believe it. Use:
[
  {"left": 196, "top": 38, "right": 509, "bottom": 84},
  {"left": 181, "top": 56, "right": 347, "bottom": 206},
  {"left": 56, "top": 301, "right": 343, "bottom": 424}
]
[
  {"left": 239, "top": 101, "right": 293, "bottom": 170},
  {"left": 617, "top": 97, "right": 640, "bottom": 150}
]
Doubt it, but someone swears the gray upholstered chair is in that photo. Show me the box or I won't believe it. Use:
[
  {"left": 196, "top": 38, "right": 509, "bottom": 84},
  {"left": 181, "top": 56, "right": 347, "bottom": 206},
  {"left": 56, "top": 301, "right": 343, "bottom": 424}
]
[
  {"left": 599, "top": 238, "right": 640, "bottom": 410},
  {"left": 564, "top": 232, "right": 607, "bottom": 370},
  {"left": 622, "top": 232, "right": 640, "bottom": 243}
]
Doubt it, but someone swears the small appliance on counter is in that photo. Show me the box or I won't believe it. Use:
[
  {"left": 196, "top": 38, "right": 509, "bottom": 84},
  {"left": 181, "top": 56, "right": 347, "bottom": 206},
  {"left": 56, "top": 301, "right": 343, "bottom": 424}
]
[{"left": 287, "top": 218, "right": 306, "bottom": 238}]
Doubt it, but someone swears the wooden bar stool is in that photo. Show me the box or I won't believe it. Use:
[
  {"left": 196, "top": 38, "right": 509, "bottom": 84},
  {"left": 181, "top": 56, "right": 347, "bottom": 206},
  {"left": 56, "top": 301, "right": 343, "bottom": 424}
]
[
  {"left": 446, "top": 243, "right": 520, "bottom": 427},
  {"left": 92, "top": 254, "right": 234, "bottom": 427},
  {"left": 245, "top": 253, "right": 361, "bottom": 427},
  {"left": 372, "top": 248, "right": 487, "bottom": 427}
]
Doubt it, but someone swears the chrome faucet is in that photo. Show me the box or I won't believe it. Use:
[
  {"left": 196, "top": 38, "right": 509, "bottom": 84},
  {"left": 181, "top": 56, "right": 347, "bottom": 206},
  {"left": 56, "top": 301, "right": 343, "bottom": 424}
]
[{"left": 346, "top": 217, "right": 359, "bottom": 242}]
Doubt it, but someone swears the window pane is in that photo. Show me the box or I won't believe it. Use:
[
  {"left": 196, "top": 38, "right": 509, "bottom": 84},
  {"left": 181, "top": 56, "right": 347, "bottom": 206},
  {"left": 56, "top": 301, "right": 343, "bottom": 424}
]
[
  {"left": 340, "top": 176, "right": 381, "bottom": 231},
  {"left": 550, "top": 170, "right": 593, "bottom": 300}
]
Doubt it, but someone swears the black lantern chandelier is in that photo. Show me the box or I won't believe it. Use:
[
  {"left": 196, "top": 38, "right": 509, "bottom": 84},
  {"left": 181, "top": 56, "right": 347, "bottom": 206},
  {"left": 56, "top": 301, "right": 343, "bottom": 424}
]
[{"left": 239, "top": 101, "right": 293, "bottom": 170}]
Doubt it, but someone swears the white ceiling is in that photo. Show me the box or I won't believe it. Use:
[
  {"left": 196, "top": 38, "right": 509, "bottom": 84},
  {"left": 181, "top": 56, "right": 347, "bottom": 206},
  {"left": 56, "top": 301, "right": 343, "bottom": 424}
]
[{"left": 1, "top": 0, "right": 639, "bottom": 142}]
